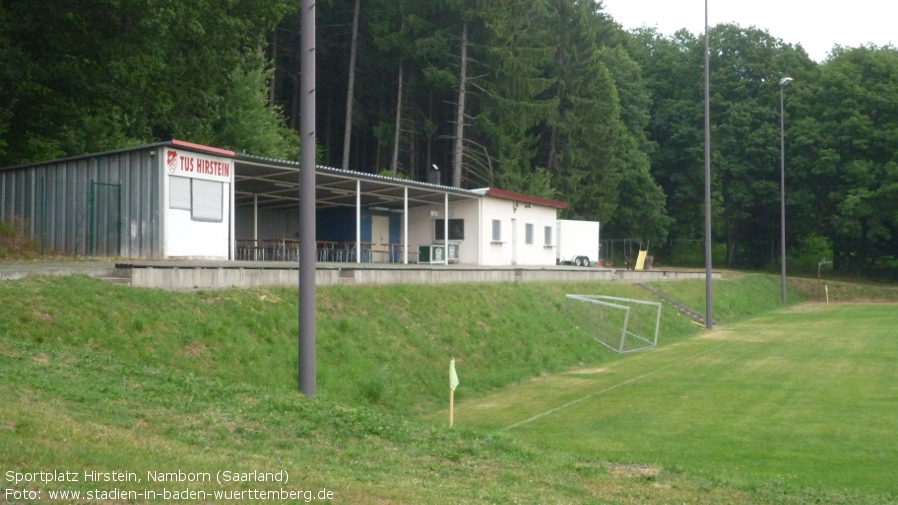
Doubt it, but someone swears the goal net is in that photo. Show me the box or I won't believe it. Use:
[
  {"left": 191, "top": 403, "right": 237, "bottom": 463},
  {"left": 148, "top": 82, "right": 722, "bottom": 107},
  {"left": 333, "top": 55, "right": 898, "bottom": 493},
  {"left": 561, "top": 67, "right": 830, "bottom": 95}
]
[{"left": 564, "top": 295, "right": 661, "bottom": 353}]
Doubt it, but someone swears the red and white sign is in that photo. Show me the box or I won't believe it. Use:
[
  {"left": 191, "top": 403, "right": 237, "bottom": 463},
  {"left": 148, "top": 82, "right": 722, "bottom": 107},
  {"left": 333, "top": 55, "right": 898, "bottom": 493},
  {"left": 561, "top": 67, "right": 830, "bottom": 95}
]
[{"left": 165, "top": 149, "right": 232, "bottom": 183}]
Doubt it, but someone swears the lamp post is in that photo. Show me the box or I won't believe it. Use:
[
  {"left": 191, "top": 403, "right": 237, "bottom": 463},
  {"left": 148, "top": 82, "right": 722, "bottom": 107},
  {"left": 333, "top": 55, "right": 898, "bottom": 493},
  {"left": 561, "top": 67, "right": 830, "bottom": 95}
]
[
  {"left": 299, "top": 0, "right": 317, "bottom": 397},
  {"left": 704, "top": 0, "right": 713, "bottom": 328},
  {"left": 779, "top": 76, "right": 793, "bottom": 304}
]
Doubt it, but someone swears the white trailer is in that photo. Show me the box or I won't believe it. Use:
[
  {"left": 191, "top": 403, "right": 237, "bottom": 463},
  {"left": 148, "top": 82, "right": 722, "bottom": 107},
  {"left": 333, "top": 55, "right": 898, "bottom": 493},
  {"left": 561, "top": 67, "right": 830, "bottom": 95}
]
[{"left": 556, "top": 220, "right": 600, "bottom": 266}]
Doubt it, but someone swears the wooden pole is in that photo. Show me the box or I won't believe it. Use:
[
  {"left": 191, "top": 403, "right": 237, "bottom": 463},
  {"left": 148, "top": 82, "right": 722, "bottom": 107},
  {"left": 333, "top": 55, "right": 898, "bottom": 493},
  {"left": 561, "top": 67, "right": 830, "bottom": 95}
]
[{"left": 449, "top": 388, "right": 455, "bottom": 428}]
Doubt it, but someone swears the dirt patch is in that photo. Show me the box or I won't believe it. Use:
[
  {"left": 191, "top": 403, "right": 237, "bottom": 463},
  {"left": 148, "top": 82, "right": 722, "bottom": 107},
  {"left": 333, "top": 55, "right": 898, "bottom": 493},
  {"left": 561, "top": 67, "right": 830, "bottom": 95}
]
[
  {"left": 183, "top": 342, "right": 206, "bottom": 358},
  {"left": 258, "top": 292, "right": 283, "bottom": 304},
  {"left": 567, "top": 367, "right": 608, "bottom": 375},
  {"left": 31, "top": 353, "right": 50, "bottom": 365},
  {"left": 605, "top": 463, "right": 661, "bottom": 478},
  {"left": 697, "top": 329, "right": 735, "bottom": 340}
]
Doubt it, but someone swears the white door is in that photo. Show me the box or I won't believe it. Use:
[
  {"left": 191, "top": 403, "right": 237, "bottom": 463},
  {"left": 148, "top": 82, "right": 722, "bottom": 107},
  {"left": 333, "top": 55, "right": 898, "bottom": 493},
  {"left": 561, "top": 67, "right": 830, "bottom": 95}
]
[
  {"left": 511, "top": 218, "right": 518, "bottom": 266},
  {"left": 372, "top": 215, "right": 390, "bottom": 246}
]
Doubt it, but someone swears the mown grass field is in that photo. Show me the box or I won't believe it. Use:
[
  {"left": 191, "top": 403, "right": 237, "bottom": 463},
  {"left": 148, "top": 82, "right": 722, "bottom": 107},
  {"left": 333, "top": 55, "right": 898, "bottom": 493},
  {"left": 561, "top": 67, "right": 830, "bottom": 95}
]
[
  {"left": 1, "top": 272, "right": 896, "bottom": 503},
  {"left": 456, "top": 302, "right": 898, "bottom": 496}
]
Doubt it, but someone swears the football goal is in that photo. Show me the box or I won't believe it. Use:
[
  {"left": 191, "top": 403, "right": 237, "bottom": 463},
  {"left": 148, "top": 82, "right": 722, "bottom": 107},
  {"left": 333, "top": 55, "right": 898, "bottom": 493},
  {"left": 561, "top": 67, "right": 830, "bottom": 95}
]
[{"left": 565, "top": 294, "right": 662, "bottom": 353}]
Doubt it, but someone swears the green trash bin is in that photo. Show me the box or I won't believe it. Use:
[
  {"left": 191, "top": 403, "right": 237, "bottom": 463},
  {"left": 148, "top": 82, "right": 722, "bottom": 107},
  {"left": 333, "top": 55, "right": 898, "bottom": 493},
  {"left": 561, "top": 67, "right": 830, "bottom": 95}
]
[{"left": 418, "top": 245, "right": 432, "bottom": 263}]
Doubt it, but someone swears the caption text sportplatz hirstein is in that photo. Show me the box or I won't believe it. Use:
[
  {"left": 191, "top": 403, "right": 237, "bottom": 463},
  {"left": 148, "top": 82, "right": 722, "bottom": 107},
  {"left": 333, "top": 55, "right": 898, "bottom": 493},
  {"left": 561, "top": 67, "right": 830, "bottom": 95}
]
[{"left": 3, "top": 469, "right": 335, "bottom": 502}]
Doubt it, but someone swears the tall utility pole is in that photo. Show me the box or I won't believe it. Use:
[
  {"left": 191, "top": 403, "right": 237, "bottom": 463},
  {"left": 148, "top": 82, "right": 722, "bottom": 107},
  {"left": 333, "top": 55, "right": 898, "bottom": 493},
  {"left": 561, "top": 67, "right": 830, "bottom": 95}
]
[
  {"left": 779, "top": 76, "right": 793, "bottom": 304},
  {"left": 704, "top": 0, "right": 714, "bottom": 329},
  {"left": 299, "top": 0, "right": 317, "bottom": 397},
  {"left": 341, "top": 0, "right": 360, "bottom": 171}
]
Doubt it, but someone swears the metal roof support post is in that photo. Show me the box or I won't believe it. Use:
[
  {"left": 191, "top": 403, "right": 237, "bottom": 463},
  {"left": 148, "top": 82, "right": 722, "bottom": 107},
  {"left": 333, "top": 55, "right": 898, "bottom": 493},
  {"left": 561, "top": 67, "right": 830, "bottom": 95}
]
[
  {"left": 253, "top": 194, "right": 258, "bottom": 243},
  {"left": 403, "top": 186, "right": 408, "bottom": 264},
  {"left": 229, "top": 173, "right": 235, "bottom": 260},
  {"left": 444, "top": 192, "right": 449, "bottom": 265},
  {"left": 356, "top": 179, "right": 361, "bottom": 263}
]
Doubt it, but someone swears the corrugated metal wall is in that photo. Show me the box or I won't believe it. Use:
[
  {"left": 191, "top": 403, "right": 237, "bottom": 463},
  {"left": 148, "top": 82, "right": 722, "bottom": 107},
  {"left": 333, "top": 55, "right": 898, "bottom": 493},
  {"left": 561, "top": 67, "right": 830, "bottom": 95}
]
[
  {"left": 235, "top": 205, "right": 301, "bottom": 241},
  {"left": 0, "top": 148, "right": 164, "bottom": 258}
]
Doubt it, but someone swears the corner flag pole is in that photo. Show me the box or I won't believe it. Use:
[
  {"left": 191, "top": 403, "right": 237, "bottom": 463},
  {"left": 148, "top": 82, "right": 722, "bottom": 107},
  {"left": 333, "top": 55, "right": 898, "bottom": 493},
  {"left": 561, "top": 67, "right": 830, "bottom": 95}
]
[{"left": 449, "top": 358, "right": 459, "bottom": 427}]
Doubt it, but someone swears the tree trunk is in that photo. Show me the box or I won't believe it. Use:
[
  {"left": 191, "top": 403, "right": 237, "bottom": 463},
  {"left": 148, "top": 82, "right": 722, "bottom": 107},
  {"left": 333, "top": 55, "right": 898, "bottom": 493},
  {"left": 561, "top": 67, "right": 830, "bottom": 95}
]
[
  {"left": 342, "top": 0, "right": 360, "bottom": 171},
  {"left": 409, "top": 116, "right": 417, "bottom": 178},
  {"left": 391, "top": 60, "right": 404, "bottom": 176},
  {"left": 547, "top": 125, "right": 558, "bottom": 173},
  {"left": 452, "top": 22, "right": 468, "bottom": 188},
  {"left": 426, "top": 92, "right": 433, "bottom": 177},
  {"left": 324, "top": 94, "right": 333, "bottom": 166},
  {"left": 269, "top": 31, "right": 277, "bottom": 107},
  {"left": 290, "top": 74, "right": 300, "bottom": 130}
]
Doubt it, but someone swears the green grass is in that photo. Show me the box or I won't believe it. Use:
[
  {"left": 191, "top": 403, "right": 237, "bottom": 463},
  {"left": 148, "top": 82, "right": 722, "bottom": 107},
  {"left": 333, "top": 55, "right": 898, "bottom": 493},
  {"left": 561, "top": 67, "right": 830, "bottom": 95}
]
[
  {"left": 458, "top": 303, "right": 898, "bottom": 497},
  {"left": 1, "top": 272, "right": 895, "bottom": 503}
]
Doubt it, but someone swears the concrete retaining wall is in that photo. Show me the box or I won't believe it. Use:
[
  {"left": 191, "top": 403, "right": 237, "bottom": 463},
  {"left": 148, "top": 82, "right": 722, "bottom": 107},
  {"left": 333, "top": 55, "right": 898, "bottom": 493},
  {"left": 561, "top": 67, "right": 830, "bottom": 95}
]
[
  {"left": 115, "top": 263, "right": 716, "bottom": 290},
  {"left": 614, "top": 270, "right": 720, "bottom": 282},
  {"left": 125, "top": 266, "right": 339, "bottom": 290},
  {"left": 0, "top": 265, "right": 115, "bottom": 281}
]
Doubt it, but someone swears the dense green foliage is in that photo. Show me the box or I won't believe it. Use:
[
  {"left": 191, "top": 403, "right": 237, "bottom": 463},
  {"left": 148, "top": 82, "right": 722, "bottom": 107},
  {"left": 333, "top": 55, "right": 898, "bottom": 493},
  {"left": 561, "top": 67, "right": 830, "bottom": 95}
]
[
  {"left": 0, "top": 0, "right": 299, "bottom": 163},
  {"left": 2, "top": 1, "right": 898, "bottom": 275},
  {"left": 635, "top": 26, "right": 898, "bottom": 276}
]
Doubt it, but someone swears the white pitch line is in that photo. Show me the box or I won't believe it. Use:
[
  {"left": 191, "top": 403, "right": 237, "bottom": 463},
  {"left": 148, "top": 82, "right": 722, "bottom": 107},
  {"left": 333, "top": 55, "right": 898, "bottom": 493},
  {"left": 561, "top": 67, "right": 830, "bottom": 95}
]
[{"left": 504, "top": 304, "right": 822, "bottom": 431}]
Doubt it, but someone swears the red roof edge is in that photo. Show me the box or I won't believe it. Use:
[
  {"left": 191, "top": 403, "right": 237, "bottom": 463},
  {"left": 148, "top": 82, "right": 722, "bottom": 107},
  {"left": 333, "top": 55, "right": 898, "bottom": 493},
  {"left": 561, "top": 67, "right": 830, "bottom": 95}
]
[
  {"left": 487, "top": 188, "right": 568, "bottom": 209},
  {"left": 171, "top": 139, "right": 236, "bottom": 157}
]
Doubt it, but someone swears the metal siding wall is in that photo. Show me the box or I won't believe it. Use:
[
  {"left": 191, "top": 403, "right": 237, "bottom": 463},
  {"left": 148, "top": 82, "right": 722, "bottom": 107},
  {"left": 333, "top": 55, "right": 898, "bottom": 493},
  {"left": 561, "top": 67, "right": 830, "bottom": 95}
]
[
  {"left": 0, "top": 147, "right": 161, "bottom": 258},
  {"left": 112, "top": 149, "right": 161, "bottom": 258},
  {"left": 0, "top": 172, "right": 6, "bottom": 222},
  {"left": 235, "top": 205, "right": 253, "bottom": 238},
  {"left": 233, "top": 204, "right": 300, "bottom": 242},
  {"left": 257, "top": 208, "right": 298, "bottom": 240}
]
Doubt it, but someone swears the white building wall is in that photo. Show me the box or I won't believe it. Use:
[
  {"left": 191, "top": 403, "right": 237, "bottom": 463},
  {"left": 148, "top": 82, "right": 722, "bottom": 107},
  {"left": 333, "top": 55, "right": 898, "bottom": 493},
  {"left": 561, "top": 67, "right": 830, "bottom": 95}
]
[
  {"left": 406, "top": 198, "right": 480, "bottom": 264},
  {"left": 479, "top": 196, "right": 557, "bottom": 266},
  {"left": 162, "top": 148, "right": 232, "bottom": 259},
  {"left": 407, "top": 206, "right": 435, "bottom": 259},
  {"left": 403, "top": 193, "right": 558, "bottom": 266}
]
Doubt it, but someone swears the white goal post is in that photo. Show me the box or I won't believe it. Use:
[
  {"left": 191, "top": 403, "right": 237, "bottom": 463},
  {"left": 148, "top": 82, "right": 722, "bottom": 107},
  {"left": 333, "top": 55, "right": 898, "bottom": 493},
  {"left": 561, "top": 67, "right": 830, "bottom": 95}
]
[{"left": 565, "top": 294, "right": 662, "bottom": 353}]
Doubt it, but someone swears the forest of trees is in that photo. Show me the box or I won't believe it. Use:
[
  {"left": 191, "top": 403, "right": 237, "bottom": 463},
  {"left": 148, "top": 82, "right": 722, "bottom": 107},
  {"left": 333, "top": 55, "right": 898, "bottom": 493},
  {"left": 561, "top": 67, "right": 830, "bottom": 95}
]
[{"left": 1, "top": 0, "right": 897, "bottom": 277}]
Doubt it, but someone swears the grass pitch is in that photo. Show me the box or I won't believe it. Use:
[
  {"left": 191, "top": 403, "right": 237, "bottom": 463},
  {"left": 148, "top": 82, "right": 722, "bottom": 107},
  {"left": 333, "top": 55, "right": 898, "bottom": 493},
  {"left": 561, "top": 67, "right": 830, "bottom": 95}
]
[
  {"left": 3, "top": 273, "right": 894, "bottom": 503},
  {"left": 458, "top": 303, "right": 898, "bottom": 495}
]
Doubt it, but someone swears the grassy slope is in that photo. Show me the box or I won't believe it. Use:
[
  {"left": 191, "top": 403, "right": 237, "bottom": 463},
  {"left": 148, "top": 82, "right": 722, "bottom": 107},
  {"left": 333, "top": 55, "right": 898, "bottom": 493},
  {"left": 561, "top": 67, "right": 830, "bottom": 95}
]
[{"left": 1, "top": 273, "right": 889, "bottom": 504}]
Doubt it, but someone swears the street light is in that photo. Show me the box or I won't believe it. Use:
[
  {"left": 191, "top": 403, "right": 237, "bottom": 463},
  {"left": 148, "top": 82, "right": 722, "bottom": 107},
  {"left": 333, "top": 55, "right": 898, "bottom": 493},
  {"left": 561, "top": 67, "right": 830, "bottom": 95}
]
[
  {"left": 779, "top": 76, "right": 793, "bottom": 304},
  {"left": 704, "top": 0, "right": 713, "bottom": 328}
]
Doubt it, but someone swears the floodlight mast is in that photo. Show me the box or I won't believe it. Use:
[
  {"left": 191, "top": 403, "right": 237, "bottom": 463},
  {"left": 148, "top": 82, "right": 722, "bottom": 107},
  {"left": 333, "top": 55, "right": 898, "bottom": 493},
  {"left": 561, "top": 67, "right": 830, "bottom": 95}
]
[
  {"left": 779, "top": 76, "right": 793, "bottom": 304},
  {"left": 704, "top": 0, "right": 713, "bottom": 328},
  {"left": 299, "top": 0, "right": 317, "bottom": 397}
]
